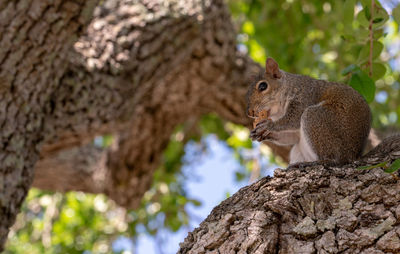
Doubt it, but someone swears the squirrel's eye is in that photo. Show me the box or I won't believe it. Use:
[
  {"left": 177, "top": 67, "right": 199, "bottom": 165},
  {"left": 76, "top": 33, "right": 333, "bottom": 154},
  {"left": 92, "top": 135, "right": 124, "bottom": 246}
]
[{"left": 258, "top": 81, "right": 268, "bottom": 92}]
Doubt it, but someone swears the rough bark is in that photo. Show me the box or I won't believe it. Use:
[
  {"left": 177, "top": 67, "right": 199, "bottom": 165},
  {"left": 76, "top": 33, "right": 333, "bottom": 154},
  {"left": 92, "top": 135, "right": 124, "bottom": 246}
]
[
  {"left": 29, "top": 0, "right": 290, "bottom": 209},
  {"left": 0, "top": 0, "right": 292, "bottom": 249},
  {"left": 178, "top": 136, "right": 400, "bottom": 253},
  {"left": 32, "top": 0, "right": 260, "bottom": 209},
  {"left": 0, "top": 0, "right": 97, "bottom": 248}
]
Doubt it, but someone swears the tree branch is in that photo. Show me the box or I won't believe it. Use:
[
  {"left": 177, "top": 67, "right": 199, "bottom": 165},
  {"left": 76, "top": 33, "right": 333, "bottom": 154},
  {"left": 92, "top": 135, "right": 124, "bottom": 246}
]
[
  {"left": 31, "top": 0, "right": 291, "bottom": 210},
  {"left": 179, "top": 136, "right": 400, "bottom": 253},
  {"left": 0, "top": 0, "right": 98, "bottom": 248}
]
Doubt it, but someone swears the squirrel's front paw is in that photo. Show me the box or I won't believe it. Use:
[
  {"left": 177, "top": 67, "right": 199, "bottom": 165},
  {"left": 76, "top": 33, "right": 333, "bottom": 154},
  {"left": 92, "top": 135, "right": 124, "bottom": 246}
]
[{"left": 250, "top": 121, "right": 272, "bottom": 142}]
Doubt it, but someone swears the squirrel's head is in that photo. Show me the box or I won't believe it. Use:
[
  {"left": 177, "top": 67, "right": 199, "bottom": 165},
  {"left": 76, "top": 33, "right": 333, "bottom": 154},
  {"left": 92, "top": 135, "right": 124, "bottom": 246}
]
[{"left": 246, "top": 57, "right": 285, "bottom": 120}]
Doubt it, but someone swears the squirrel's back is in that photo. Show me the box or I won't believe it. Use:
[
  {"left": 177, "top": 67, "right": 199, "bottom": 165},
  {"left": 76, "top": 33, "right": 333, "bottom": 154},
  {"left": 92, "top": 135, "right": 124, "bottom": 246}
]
[{"left": 302, "top": 81, "right": 371, "bottom": 163}]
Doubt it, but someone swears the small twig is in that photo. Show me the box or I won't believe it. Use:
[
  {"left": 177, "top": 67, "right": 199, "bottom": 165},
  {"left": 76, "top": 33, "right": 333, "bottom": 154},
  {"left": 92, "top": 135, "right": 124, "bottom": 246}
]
[{"left": 368, "top": 0, "right": 374, "bottom": 77}]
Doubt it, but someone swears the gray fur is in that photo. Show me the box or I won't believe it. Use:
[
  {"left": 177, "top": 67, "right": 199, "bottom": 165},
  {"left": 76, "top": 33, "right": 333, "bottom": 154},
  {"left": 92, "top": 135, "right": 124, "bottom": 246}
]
[{"left": 248, "top": 59, "right": 371, "bottom": 164}]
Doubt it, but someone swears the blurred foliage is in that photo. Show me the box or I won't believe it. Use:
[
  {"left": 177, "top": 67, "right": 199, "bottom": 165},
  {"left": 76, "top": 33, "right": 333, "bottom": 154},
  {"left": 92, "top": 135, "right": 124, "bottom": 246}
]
[
  {"left": 357, "top": 158, "right": 400, "bottom": 172},
  {"left": 230, "top": 0, "right": 400, "bottom": 127},
  {"left": 6, "top": 190, "right": 128, "bottom": 254},
  {"left": 6, "top": 0, "right": 400, "bottom": 253}
]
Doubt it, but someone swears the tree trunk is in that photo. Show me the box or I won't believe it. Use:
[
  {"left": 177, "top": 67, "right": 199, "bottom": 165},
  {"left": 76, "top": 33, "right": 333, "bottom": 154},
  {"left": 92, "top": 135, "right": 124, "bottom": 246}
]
[
  {"left": 0, "top": 0, "right": 292, "bottom": 249},
  {"left": 0, "top": 0, "right": 97, "bottom": 248},
  {"left": 178, "top": 136, "right": 400, "bottom": 253}
]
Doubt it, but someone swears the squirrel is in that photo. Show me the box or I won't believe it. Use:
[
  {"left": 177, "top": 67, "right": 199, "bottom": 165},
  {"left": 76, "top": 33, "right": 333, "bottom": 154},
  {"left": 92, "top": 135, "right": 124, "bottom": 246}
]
[{"left": 246, "top": 58, "right": 371, "bottom": 165}]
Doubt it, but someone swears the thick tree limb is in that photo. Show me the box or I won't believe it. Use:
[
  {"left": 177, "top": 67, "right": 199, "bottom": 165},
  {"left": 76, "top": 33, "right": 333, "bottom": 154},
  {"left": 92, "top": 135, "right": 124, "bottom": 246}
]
[
  {"left": 178, "top": 136, "right": 400, "bottom": 253},
  {"left": 34, "top": 143, "right": 108, "bottom": 195},
  {"left": 31, "top": 0, "right": 291, "bottom": 210},
  {"left": 0, "top": 0, "right": 97, "bottom": 248}
]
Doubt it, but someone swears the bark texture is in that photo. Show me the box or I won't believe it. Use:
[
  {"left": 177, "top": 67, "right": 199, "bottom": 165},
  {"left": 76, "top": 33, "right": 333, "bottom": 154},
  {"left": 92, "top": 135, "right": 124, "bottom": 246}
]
[
  {"left": 0, "top": 0, "right": 97, "bottom": 248},
  {"left": 30, "top": 0, "right": 291, "bottom": 209},
  {"left": 0, "top": 0, "right": 290, "bottom": 249},
  {"left": 178, "top": 136, "right": 400, "bottom": 253},
  {"left": 33, "top": 0, "right": 261, "bottom": 208}
]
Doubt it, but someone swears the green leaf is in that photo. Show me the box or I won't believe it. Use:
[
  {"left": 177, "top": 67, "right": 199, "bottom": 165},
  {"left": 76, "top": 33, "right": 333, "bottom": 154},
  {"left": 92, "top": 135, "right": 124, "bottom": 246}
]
[
  {"left": 349, "top": 68, "right": 376, "bottom": 103},
  {"left": 372, "top": 17, "right": 384, "bottom": 23},
  {"left": 357, "top": 41, "right": 383, "bottom": 64},
  {"left": 373, "top": 28, "right": 384, "bottom": 40},
  {"left": 384, "top": 159, "right": 400, "bottom": 173},
  {"left": 355, "top": 29, "right": 370, "bottom": 44},
  {"left": 356, "top": 9, "right": 370, "bottom": 27},
  {"left": 235, "top": 171, "right": 246, "bottom": 181},
  {"left": 364, "top": 6, "right": 371, "bottom": 20},
  {"left": 393, "top": 4, "right": 400, "bottom": 26},
  {"left": 372, "top": 41, "right": 384, "bottom": 59},
  {"left": 341, "top": 34, "right": 356, "bottom": 42},
  {"left": 341, "top": 64, "right": 357, "bottom": 75},
  {"left": 356, "top": 1, "right": 388, "bottom": 29},
  {"left": 357, "top": 161, "right": 388, "bottom": 170},
  {"left": 359, "top": 0, "right": 370, "bottom": 7},
  {"left": 189, "top": 199, "right": 202, "bottom": 207},
  {"left": 371, "top": 62, "right": 386, "bottom": 81},
  {"left": 343, "top": 0, "right": 356, "bottom": 34},
  {"left": 167, "top": 217, "right": 182, "bottom": 232},
  {"left": 372, "top": 3, "right": 389, "bottom": 29}
]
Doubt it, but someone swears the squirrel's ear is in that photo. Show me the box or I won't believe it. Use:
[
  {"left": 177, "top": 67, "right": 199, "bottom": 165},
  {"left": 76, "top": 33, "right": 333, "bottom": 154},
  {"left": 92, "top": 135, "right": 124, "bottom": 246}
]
[{"left": 265, "top": 58, "right": 282, "bottom": 79}]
